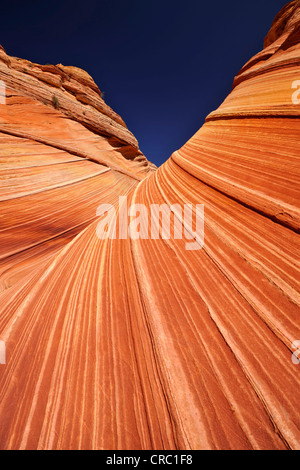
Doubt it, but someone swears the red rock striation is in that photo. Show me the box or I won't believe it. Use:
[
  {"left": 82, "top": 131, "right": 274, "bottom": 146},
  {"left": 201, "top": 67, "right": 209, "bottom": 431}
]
[
  {"left": 0, "top": 46, "right": 155, "bottom": 292},
  {"left": 0, "top": 2, "right": 299, "bottom": 450}
]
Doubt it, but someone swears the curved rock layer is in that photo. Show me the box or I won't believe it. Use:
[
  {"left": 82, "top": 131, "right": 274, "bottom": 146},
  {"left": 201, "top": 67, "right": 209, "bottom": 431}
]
[
  {"left": 0, "top": 2, "right": 299, "bottom": 450},
  {"left": 0, "top": 47, "right": 155, "bottom": 293}
]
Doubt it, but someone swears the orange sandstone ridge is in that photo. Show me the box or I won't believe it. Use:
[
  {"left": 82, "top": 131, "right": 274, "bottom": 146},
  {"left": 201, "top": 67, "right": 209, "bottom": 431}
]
[
  {"left": 0, "top": 45, "right": 155, "bottom": 291},
  {"left": 0, "top": 1, "right": 299, "bottom": 450}
]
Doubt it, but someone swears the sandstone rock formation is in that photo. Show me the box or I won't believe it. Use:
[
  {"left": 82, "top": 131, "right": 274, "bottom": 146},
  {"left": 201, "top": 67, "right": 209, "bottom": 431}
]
[
  {"left": 0, "top": 1, "right": 299, "bottom": 450},
  {"left": 0, "top": 46, "right": 155, "bottom": 292}
]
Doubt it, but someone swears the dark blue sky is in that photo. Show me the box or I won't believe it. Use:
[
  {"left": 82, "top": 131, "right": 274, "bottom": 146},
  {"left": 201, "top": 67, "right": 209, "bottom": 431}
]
[{"left": 1, "top": 0, "right": 288, "bottom": 166}]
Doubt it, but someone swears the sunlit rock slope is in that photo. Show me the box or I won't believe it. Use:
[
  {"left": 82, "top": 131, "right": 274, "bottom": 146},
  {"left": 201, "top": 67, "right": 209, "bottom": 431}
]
[{"left": 0, "top": 1, "right": 299, "bottom": 450}]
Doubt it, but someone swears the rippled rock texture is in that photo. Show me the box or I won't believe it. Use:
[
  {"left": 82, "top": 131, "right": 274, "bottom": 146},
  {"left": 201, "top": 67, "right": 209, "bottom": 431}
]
[{"left": 0, "top": 1, "right": 299, "bottom": 449}]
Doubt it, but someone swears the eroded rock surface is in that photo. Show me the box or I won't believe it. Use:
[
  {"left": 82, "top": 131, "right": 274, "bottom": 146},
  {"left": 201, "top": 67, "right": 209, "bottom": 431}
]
[{"left": 0, "top": 1, "right": 299, "bottom": 450}]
